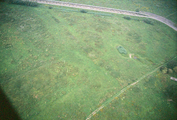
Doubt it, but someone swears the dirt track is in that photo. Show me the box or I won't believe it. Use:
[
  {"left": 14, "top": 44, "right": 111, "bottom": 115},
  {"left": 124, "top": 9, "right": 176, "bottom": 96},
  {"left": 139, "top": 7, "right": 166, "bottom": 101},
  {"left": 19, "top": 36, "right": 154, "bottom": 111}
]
[{"left": 31, "top": 0, "right": 177, "bottom": 31}]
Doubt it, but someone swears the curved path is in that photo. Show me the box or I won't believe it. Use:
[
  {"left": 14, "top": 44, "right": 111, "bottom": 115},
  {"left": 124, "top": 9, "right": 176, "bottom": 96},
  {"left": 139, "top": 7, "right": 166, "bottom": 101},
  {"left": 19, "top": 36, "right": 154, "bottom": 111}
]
[
  {"left": 140, "top": 11, "right": 177, "bottom": 31},
  {"left": 32, "top": 0, "right": 177, "bottom": 31}
]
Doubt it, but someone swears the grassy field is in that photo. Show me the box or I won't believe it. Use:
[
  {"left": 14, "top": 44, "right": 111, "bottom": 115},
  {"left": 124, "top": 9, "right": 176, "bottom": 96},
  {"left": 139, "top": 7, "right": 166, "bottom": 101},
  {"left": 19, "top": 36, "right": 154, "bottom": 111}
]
[
  {"left": 61, "top": 0, "right": 177, "bottom": 24},
  {"left": 0, "top": 1, "right": 177, "bottom": 120}
]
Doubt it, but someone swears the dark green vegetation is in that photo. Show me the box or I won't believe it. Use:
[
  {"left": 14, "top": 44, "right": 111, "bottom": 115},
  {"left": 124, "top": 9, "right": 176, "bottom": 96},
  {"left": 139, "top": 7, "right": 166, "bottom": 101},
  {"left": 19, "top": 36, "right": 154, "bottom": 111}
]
[
  {"left": 94, "top": 71, "right": 177, "bottom": 120},
  {"left": 0, "top": 1, "right": 177, "bottom": 120},
  {"left": 80, "top": 9, "right": 88, "bottom": 13},
  {"left": 123, "top": 16, "right": 131, "bottom": 20},
  {"left": 48, "top": 6, "right": 53, "bottom": 9},
  {"left": 167, "top": 60, "right": 177, "bottom": 69},
  {"left": 160, "top": 58, "right": 177, "bottom": 74},
  {"left": 117, "top": 46, "right": 127, "bottom": 54},
  {"left": 143, "top": 19, "right": 154, "bottom": 25},
  {"left": 123, "top": 16, "right": 152, "bottom": 25},
  {"left": 135, "top": 8, "right": 139, "bottom": 12},
  {"left": 61, "top": 0, "right": 177, "bottom": 24},
  {"left": 7, "top": 0, "right": 38, "bottom": 7}
]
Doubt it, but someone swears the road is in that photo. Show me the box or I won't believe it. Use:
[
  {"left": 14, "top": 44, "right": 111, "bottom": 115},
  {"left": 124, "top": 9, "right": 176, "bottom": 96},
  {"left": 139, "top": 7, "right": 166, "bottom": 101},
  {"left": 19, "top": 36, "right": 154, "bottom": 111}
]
[{"left": 32, "top": 0, "right": 177, "bottom": 31}]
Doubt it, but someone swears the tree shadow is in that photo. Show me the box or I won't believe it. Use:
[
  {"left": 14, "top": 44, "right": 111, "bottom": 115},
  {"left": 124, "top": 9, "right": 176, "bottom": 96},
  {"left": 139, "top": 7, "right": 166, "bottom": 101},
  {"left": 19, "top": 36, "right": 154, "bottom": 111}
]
[{"left": 0, "top": 86, "right": 22, "bottom": 120}]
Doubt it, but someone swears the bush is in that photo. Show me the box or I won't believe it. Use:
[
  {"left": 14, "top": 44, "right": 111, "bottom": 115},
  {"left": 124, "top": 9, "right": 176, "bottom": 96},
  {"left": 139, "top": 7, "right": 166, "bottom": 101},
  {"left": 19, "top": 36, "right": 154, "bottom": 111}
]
[
  {"left": 160, "top": 66, "right": 165, "bottom": 71},
  {"left": 49, "top": 6, "right": 53, "bottom": 9},
  {"left": 123, "top": 16, "right": 131, "bottom": 20},
  {"left": 167, "top": 69, "right": 173, "bottom": 74},
  {"left": 143, "top": 19, "right": 154, "bottom": 25},
  {"left": 80, "top": 9, "right": 87, "bottom": 13},
  {"left": 167, "top": 60, "right": 177, "bottom": 69},
  {"left": 135, "top": 9, "right": 139, "bottom": 12},
  {"left": 173, "top": 66, "right": 177, "bottom": 73},
  {"left": 117, "top": 46, "right": 127, "bottom": 54},
  {"left": 10, "top": 0, "right": 38, "bottom": 7}
]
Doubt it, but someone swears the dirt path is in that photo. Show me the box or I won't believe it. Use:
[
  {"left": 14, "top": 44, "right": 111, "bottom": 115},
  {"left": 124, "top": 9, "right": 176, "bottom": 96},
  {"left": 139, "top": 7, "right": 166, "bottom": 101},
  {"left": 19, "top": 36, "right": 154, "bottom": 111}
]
[{"left": 32, "top": 0, "right": 177, "bottom": 31}]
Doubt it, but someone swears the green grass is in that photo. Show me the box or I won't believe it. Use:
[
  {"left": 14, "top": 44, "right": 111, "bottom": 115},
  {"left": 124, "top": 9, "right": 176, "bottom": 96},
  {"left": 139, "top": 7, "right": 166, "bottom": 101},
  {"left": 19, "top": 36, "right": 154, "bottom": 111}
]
[
  {"left": 0, "top": 1, "right": 177, "bottom": 120},
  {"left": 61, "top": 0, "right": 177, "bottom": 24},
  {"left": 94, "top": 70, "right": 177, "bottom": 120}
]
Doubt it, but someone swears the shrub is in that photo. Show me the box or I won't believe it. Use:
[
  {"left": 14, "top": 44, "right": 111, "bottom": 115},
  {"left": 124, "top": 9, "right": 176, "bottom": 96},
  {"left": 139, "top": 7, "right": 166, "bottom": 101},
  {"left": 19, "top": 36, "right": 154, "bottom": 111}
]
[
  {"left": 49, "top": 6, "right": 53, "bottom": 9},
  {"left": 162, "top": 67, "right": 168, "bottom": 74},
  {"left": 135, "top": 9, "right": 139, "bottom": 12},
  {"left": 167, "top": 60, "right": 177, "bottom": 69},
  {"left": 173, "top": 66, "right": 177, "bottom": 73},
  {"left": 123, "top": 16, "right": 131, "bottom": 20},
  {"left": 117, "top": 46, "right": 127, "bottom": 54},
  {"left": 80, "top": 9, "right": 88, "bottom": 13},
  {"left": 167, "top": 69, "right": 173, "bottom": 74},
  {"left": 10, "top": 0, "right": 38, "bottom": 7},
  {"left": 160, "top": 66, "right": 165, "bottom": 71},
  {"left": 143, "top": 19, "right": 154, "bottom": 25}
]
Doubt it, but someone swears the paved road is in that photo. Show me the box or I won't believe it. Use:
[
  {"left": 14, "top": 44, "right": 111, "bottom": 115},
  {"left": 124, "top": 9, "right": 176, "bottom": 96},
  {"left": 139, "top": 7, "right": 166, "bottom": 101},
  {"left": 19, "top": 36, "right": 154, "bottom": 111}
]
[
  {"left": 32, "top": 0, "right": 177, "bottom": 31},
  {"left": 140, "top": 11, "right": 177, "bottom": 31}
]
